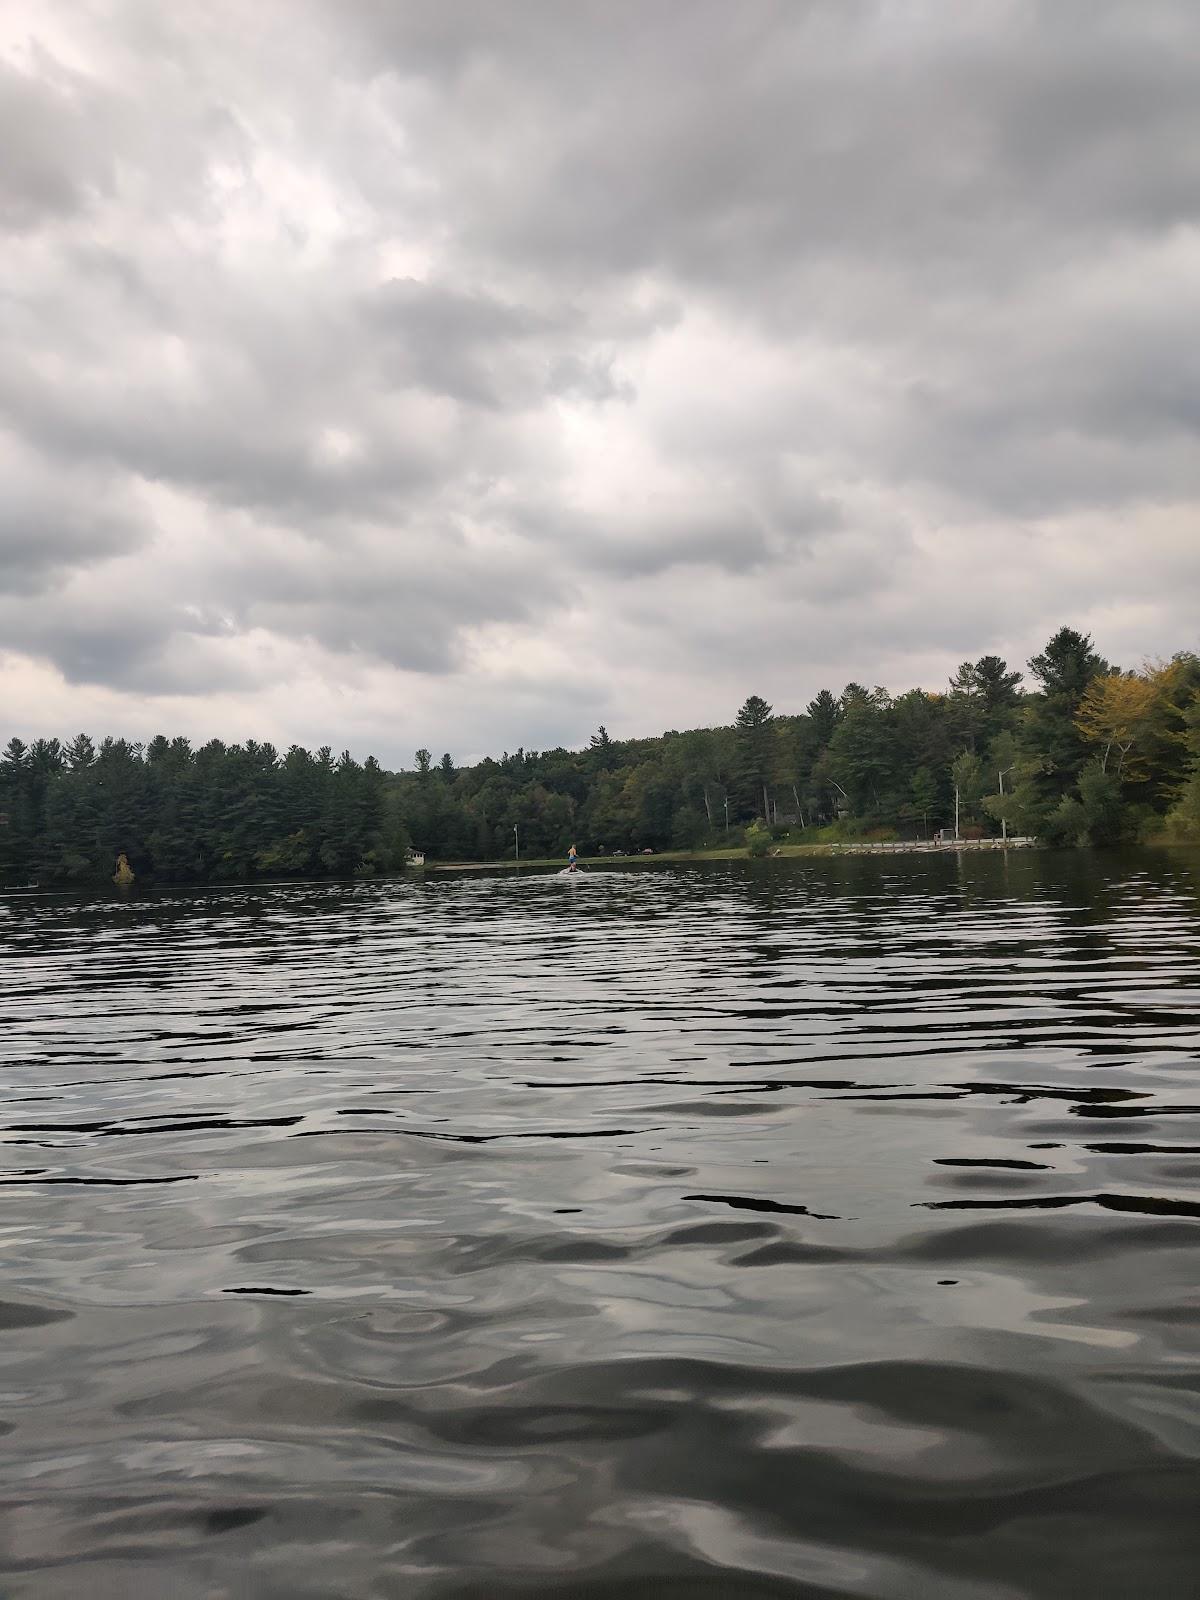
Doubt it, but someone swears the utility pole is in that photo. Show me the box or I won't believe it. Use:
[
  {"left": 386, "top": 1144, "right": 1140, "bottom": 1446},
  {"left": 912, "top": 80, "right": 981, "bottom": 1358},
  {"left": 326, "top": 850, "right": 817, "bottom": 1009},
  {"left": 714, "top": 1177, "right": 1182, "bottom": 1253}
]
[
  {"left": 513, "top": 824, "right": 519, "bottom": 862},
  {"left": 954, "top": 786, "right": 960, "bottom": 840},
  {"left": 723, "top": 796, "right": 730, "bottom": 834}
]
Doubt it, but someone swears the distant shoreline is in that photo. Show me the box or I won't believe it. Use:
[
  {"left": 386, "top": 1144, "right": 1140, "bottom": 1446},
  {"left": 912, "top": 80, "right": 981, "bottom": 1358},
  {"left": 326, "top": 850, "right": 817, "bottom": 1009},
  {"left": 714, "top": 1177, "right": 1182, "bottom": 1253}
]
[
  {"left": 427, "top": 841, "right": 1046, "bottom": 870},
  {"left": 10, "top": 838, "right": 1200, "bottom": 897}
]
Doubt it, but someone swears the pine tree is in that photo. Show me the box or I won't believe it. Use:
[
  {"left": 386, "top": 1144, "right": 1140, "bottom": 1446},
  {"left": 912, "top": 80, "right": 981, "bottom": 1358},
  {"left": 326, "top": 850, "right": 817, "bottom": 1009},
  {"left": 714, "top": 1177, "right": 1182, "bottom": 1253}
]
[
  {"left": 805, "top": 690, "right": 841, "bottom": 749},
  {"left": 734, "top": 695, "right": 774, "bottom": 818},
  {"left": 1022, "top": 627, "right": 1111, "bottom": 819}
]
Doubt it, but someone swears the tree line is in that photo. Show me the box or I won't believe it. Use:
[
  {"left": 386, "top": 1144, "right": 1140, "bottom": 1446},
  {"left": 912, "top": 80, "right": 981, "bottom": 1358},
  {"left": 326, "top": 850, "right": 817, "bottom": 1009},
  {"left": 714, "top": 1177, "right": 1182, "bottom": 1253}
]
[
  {"left": 0, "top": 737, "right": 408, "bottom": 887},
  {"left": 2, "top": 627, "right": 1199, "bottom": 886}
]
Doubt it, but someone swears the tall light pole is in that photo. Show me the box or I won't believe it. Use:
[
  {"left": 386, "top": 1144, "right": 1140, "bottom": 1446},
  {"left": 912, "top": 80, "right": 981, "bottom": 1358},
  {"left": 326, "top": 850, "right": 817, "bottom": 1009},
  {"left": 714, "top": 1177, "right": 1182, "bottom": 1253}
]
[
  {"left": 723, "top": 796, "right": 730, "bottom": 834},
  {"left": 513, "top": 824, "right": 519, "bottom": 862},
  {"left": 998, "top": 766, "right": 1014, "bottom": 844}
]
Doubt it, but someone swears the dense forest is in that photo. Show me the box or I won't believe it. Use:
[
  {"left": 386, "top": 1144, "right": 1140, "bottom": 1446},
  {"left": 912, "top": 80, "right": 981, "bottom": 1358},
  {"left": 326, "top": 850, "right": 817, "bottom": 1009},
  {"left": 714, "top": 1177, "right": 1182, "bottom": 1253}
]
[{"left": 2, "top": 627, "right": 1199, "bottom": 887}]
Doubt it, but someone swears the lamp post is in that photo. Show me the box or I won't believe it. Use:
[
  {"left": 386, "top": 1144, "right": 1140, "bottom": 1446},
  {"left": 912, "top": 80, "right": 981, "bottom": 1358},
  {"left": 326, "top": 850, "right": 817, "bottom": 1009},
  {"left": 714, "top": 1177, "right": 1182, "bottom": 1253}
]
[
  {"left": 998, "top": 766, "right": 1014, "bottom": 844},
  {"left": 513, "top": 824, "right": 519, "bottom": 862},
  {"left": 723, "top": 796, "right": 730, "bottom": 834}
]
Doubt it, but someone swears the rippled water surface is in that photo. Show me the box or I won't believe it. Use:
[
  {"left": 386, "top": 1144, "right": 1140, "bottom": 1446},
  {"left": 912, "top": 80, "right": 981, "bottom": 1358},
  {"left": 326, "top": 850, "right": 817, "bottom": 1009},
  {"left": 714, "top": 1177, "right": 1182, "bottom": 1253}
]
[{"left": 2, "top": 852, "right": 1199, "bottom": 1598}]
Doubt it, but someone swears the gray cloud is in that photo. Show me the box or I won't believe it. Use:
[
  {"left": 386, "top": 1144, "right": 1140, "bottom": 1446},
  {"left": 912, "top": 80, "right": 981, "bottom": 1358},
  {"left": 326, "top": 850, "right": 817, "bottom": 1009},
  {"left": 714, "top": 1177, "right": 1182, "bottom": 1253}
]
[
  {"left": 362, "top": 279, "right": 560, "bottom": 409},
  {"left": 1, "top": 0, "right": 1198, "bottom": 753},
  {"left": 0, "top": 444, "right": 150, "bottom": 595},
  {"left": 0, "top": 57, "right": 107, "bottom": 229},
  {"left": 218, "top": 524, "right": 567, "bottom": 675},
  {"left": 0, "top": 584, "right": 256, "bottom": 694},
  {"left": 339, "top": 3, "right": 1200, "bottom": 280},
  {"left": 512, "top": 498, "right": 772, "bottom": 578}
]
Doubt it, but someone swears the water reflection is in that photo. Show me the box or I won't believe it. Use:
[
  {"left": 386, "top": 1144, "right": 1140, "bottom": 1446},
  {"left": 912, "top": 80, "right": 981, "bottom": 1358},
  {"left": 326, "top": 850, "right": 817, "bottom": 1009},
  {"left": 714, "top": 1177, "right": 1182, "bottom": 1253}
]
[{"left": 0, "top": 850, "right": 1198, "bottom": 1597}]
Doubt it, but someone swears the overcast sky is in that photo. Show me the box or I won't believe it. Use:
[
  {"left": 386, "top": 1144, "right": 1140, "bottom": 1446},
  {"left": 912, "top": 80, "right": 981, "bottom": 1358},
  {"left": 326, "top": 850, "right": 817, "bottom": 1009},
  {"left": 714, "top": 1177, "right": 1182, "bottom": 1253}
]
[{"left": 2, "top": 1, "right": 1198, "bottom": 766}]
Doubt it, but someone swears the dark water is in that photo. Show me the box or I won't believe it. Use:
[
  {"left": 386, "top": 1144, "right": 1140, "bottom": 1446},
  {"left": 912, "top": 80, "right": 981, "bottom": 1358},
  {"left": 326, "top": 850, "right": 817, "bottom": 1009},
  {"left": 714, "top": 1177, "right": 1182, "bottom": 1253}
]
[{"left": 1, "top": 852, "right": 1199, "bottom": 1599}]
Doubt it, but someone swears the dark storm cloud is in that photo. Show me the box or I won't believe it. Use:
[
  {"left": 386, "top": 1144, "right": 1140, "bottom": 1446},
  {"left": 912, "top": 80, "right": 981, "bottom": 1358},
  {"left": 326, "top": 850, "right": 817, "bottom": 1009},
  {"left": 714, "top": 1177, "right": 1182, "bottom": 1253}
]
[{"left": 1, "top": 0, "right": 1198, "bottom": 742}]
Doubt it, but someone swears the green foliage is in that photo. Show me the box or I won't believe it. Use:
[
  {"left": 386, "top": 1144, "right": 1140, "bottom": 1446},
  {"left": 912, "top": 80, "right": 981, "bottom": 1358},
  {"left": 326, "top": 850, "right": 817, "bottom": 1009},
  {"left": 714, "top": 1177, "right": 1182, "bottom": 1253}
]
[
  {"left": 744, "top": 820, "right": 772, "bottom": 857},
  {"left": 734, "top": 695, "right": 774, "bottom": 817},
  {"left": 1028, "top": 628, "right": 1109, "bottom": 700},
  {"left": 1164, "top": 687, "right": 1200, "bottom": 840},
  {"left": 1076, "top": 762, "right": 1126, "bottom": 846},
  {"left": 671, "top": 804, "right": 709, "bottom": 850},
  {"left": 4, "top": 629, "right": 1197, "bottom": 886},
  {"left": 255, "top": 830, "right": 313, "bottom": 874},
  {"left": 950, "top": 751, "right": 985, "bottom": 819},
  {"left": 905, "top": 766, "right": 938, "bottom": 835},
  {"left": 1165, "top": 774, "right": 1200, "bottom": 840},
  {"left": 947, "top": 656, "right": 1024, "bottom": 751},
  {"left": 1043, "top": 762, "right": 1125, "bottom": 848},
  {"left": 825, "top": 692, "right": 895, "bottom": 817},
  {"left": 0, "top": 735, "right": 407, "bottom": 888},
  {"left": 805, "top": 690, "right": 842, "bottom": 748}
]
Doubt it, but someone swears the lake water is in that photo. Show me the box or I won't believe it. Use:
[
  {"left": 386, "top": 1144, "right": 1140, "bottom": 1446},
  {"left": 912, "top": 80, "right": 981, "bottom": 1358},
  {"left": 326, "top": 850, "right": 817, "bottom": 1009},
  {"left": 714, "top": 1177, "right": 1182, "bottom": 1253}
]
[{"left": 1, "top": 852, "right": 1198, "bottom": 1598}]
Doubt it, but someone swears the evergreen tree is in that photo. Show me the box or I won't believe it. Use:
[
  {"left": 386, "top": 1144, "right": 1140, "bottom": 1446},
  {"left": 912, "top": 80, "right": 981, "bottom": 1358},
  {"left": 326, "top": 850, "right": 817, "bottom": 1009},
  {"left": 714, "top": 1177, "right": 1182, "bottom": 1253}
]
[
  {"left": 826, "top": 696, "right": 895, "bottom": 818},
  {"left": 947, "top": 662, "right": 985, "bottom": 752},
  {"left": 975, "top": 655, "right": 1023, "bottom": 713},
  {"left": 805, "top": 690, "right": 842, "bottom": 750},
  {"left": 65, "top": 733, "right": 96, "bottom": 772},
  {"left": 588, "top": 724, "right": 615, "bottom": 773},
  {"left": 734, "top": 695, "right": 774, "bottom": 818},
  {"left": 0, "top": 739, "right": 33, "bottom": 881},
  {"left": 1021, "top": 627, "right": 1111, "bottom": 822},
  {"left": 1029, "top": 628, "right": 1109, "bottom": 700}
]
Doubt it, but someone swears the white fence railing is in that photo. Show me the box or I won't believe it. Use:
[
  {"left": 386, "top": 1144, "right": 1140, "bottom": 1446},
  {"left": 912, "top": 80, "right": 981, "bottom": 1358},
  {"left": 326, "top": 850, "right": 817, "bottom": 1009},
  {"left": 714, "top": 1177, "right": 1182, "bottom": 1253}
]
[{"left": 819, "top": 837, "right": 1037, "bottom": 855}]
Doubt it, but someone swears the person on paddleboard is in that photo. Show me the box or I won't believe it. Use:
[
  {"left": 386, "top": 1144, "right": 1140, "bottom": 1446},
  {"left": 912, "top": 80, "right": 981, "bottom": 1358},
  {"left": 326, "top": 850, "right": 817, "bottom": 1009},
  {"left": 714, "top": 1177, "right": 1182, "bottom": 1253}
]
[{"left": 567, "top": 842, "right": 578, "bottom": 870}]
